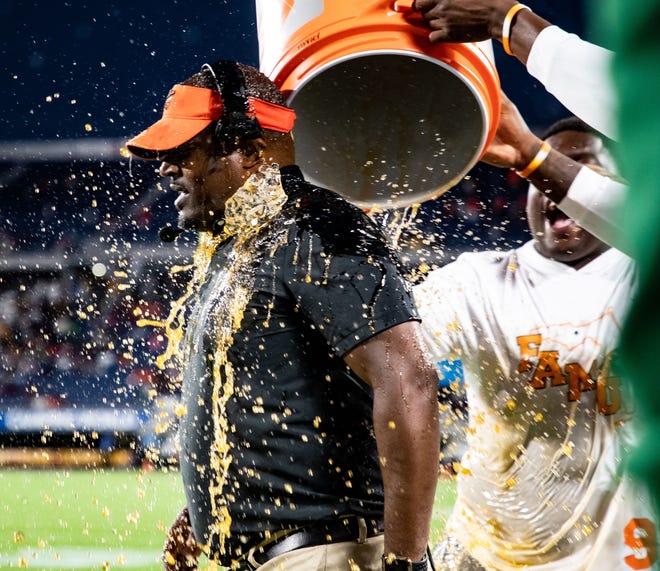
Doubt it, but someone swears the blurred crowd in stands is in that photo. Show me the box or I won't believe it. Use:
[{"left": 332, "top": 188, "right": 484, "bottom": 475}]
[{"left": 0, "top": 155, "right": 529, "bottom": 462}]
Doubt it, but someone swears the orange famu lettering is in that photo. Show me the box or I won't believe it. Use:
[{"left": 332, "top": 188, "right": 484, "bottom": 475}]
[
  {"left": 565, "top": 362, "right": 596, "bottom": 401},
  {"left": 517, "top": 334, "right": 542, "bottom": 372},
  {"left": 530, "top": 351, "right": 566, "bottom": 389},
  {"left": 624, "top": 518, "right": 657, "bottom": 569}
]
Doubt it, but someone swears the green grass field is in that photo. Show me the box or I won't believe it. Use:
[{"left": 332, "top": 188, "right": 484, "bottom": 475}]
[{"left": 0, "top": 469, "right": 456, "bottom": 570}]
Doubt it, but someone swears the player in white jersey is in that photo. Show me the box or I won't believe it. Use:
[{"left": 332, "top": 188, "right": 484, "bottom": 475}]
[{"left": 415, "top": 117, "right": 659, "bottom": 570}]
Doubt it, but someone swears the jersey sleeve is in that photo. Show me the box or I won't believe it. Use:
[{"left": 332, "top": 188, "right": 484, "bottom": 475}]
[
  {"left": 413, "top": 259, "right": 479, "bottom": 367},
  {"left": 527, "top": 26, "right": 617, "bottom": 140},
  {"left": 282, "top": 227, "right": 419, "bottom": 357},
  {"left": 559, "top": 166, "right": 630, "bottom": 253}
]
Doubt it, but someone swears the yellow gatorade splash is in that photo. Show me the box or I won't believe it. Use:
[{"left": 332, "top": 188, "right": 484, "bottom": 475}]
[
  {"left": 137, "top": 163, "right": 288, "bottom": 557},
  {"left": 368, "top": 203, "right": 441, "bottom": 284},
  {"left": 389, "top": 204, "right": 420, "bottom": 249}
]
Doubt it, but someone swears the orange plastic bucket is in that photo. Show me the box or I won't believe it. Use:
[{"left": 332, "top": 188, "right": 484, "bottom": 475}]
[{"left": 256, "top": 0, "right": 501, "bottom": 209}]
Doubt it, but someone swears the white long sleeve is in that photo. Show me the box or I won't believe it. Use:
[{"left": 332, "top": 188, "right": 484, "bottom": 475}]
[
  {"left": 527, "top": 26, "right": 617, "bottom": 140},
  {"left": 558, "top": 166, "right": 629, "bottom": 253}
]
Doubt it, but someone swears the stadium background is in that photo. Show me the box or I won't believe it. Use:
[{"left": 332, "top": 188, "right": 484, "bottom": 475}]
[{"left": 1, "top": 1, "right": 593, "bottom": 569}]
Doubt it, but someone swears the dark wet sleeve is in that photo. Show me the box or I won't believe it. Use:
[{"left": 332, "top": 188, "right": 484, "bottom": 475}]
[{"left": 283, "top": 228, "right": 419, "bottom": 356}]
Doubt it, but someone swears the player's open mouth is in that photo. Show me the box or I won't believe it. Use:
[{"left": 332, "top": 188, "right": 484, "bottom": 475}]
[{"left": 546, "top": 203, "right": 575, "bottom": 232}]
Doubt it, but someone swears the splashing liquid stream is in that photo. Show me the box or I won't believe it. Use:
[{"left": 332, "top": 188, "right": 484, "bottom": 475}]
[{"left": 137, "top": 164, "right": 288, "bottom": 556}]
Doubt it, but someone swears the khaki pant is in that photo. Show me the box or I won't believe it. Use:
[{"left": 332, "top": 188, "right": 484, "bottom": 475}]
[{"left": 249, "top": 534, "right": 384, "bottom": 571}]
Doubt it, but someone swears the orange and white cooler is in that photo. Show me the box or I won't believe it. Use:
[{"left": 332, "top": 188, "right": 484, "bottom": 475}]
[{"left": 256, "top": 0, "right": 501, "bottom": 209}]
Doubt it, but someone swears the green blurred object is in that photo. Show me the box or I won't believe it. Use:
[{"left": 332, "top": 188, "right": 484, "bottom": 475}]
[
  {"left": 0, "top": 469, "right": 457, "bottom": 570},
  {"left": 595, "top": 0, "right": 660, "bottom": 517}
]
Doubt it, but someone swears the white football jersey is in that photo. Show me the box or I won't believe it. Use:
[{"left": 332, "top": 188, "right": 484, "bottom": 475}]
[{"left": 415, "top": 241, "right": 658, "bottom": 570}]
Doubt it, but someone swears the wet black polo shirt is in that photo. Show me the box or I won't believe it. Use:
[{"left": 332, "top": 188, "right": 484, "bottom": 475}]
[{"left": 178, "top": 165, "right": 418, "bottom": 560}]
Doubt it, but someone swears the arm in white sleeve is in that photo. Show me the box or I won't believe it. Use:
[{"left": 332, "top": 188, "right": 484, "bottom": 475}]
[
  {"left": 558, "top": 166, "right": 629, "bottom": 253},
  {"left": 527, "top": 26, "right": 617, "bottom": 141}
]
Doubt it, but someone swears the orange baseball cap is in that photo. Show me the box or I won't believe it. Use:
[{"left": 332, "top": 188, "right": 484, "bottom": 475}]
[{"left": 126, "top": 84, "right": 296, "bottom": 159}]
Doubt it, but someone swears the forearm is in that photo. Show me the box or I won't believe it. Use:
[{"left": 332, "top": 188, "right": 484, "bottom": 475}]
[
  {"left": 521, "top": 143, "right": 582, "bottom": 205},
  {"left": 505, "top": 7, "right": 552, "bottom": 65},
  {"left": 373, "top": 368, "right": 439, "bottom": 560},
  {"left": 514, "top": 140, "right": 628, "bottom": 251},
  {"left": 343, "top": 321, "right": 441, "bottom": 561}
]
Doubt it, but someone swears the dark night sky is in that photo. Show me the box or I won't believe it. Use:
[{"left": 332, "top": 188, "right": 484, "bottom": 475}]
[{"left": 2, "top": 1, "right": 598, "bottom": 143}]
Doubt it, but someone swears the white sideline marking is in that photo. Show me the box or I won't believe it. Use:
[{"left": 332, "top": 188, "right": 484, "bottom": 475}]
[{"left": 0, "top": 547, "right": 161, "bottom": 568}]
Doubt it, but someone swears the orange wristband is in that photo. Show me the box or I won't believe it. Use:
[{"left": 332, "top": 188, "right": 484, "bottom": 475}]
[
  {"left": 516, "top": 140, "right": 551, "bottom": 178},
  {"left": 502, "top": 3, "right": 530, "bottom": 56}
]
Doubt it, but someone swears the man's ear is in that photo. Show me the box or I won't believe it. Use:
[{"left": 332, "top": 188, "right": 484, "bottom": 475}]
[{"left": 240, "top": 137, "right": 267, "bottom": 169}]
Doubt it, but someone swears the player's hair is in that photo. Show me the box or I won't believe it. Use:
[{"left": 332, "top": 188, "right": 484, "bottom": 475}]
[
  {"left": 541, "top": 116, "right": 606, "bottom": 142},
  {"left": 541, "top": 116, "right": 619, "bottom": 177},
  {"left": 181, "top": 62, "right": 287, "bottom": 105},
  {"left": 180, "top": 62, "right": 290, "bottom": 153},
  {"left": 237, "top": 63, "right": 288, "bottom": 106}
]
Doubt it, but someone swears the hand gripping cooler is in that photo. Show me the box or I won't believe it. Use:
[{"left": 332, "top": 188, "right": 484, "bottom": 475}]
[{"left": 256, "top": 0, "right": 501, "bottom": 209}]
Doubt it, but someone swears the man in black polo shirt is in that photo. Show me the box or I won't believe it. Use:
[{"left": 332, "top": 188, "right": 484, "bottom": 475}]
[{"left": 125, "top": 60, "right": 439, "bottom": 571}]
